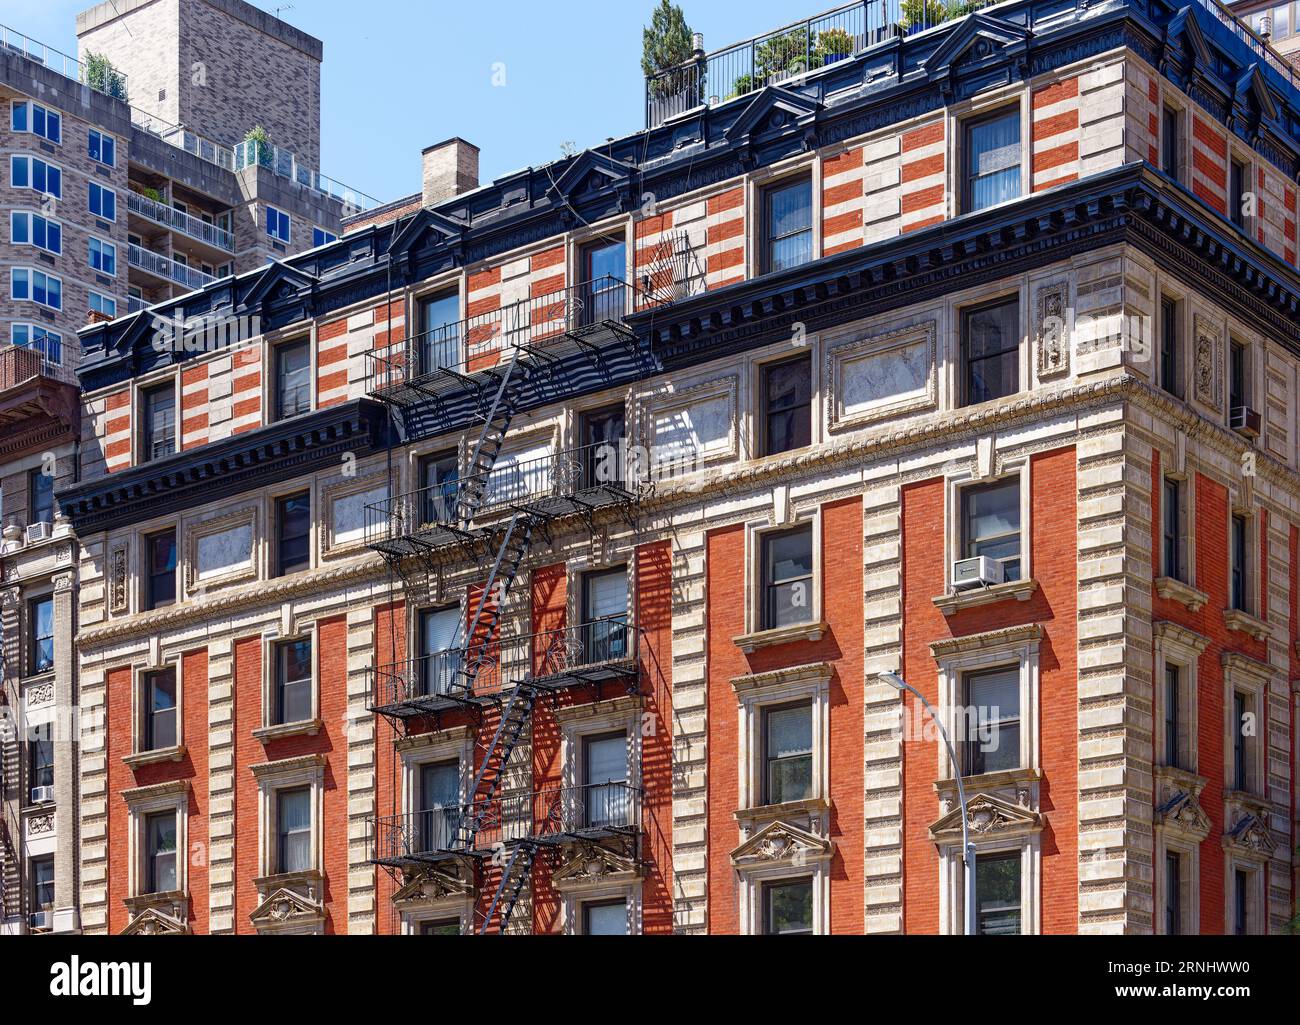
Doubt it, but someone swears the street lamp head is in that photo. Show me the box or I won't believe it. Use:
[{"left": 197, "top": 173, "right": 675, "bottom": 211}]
[{"left": 880, "top": 671, "right": 907, "bottom": 692}]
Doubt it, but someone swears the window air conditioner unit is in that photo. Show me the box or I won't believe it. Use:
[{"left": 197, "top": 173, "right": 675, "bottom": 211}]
[
  {"left": 30, "top": 785, "right": 55, "bottom": 805},
  {"left": 1229, "top": 406, "right": 1261, "bottom": 439},
  {"left": 25, "top": 521, "right": 52, "bottom": 544},
  {"left": 952, "top": 556, "right": 1004, "bottom": 590},
  {"left": 29, "top": 910, "right": 52, "bottom": 931}
]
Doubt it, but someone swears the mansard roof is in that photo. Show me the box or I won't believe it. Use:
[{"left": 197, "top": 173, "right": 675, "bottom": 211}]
[{"left": 75, "top": 0, "right": 1300, "bottom": 391}]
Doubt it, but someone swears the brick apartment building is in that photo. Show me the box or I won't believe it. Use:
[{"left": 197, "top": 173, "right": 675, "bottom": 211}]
[
  {"left": 0, "top": 0, "right": 375, "bottom": 935},
  {"left": 5, "top": 0, "right": 1299, "bottom": 936}
]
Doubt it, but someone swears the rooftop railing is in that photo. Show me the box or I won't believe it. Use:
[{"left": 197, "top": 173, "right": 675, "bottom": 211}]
[
  {"left": 645, "top": 0, "right": 1300, "bottom": 128},
  {"left": 126, "top": 190, "right": 235, "bottom": 252},
  {"left": 233, "top": 139, "right": 379, "bottom": 216},
  {"left": 0, "top": 23, "right": 128, "bottom": 99}
]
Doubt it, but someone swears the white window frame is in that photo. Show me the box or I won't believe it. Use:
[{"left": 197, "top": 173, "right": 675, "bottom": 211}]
[
  {"left": 88, "top": 181, "right": 117, "bottom": 222},
  {"left": 266, "top": 205, "right": 291, "bottom": 244},
  {"left": 739, "top": 867, "right": 829, "bottom": 936},
  {"left": 251, "top": 755, "right": 325, "bottom": 879},
  {"left": 10, "top": 323, "right": 63, "bottom": 366},
  {"left": 129, "top": 656, "right": 185, "bottom": 763},
  {"left": 10, "top": 100, "right": 61, "bottom": 144},
  {"left": 741, "top": 508, "right": 825, "bottom": 643},
  {"left": 10, "top": 210, "right": 63, "bottom": 256},
  {"left": 89, "top": 236, "right": 118, "bottom": 277},
  {"left": 1152, "top": 622, "right": 1206, "bottom": 773},
  {"left": 90, "top": 291, "right": 118, "bottom": 319},
  {"left": 945, "top": 457, "right": 1032, "bottom": 591},
  {"left": 733, "top": 663, "right": 831, "bottom": 813},
  {"left": 123, "top": 782, "right": 189, "bottom": 900},
  {"left": 398, "top": 728, "right": 474, "bottom": 819},
  {"left": 10, "top": 266, "right": 63, "bottom": 312},
  {"left": 565, "top": 887, "right": 644, "bottom": 936},
  {"left": 255, "top": 625, "right": 321, "bottom": 740},
  {"left": 88, "top": 128, "right": 116, "bottom": 167},
  {"left": 10, "top": 154, "right": 63, "bottom": 199},
  {"left": 939, "top": 836, "right": 1040, "bottom": 935}
]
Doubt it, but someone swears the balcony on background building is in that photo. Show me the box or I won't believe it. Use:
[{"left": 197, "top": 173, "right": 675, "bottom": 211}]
[
  {"left": 0, "top": 22, "right": 128, "bottom": 99},
  {"left": 232, "top": 138, "right": 378, "bottom": 217},
  {"left": 126, "top": 190, "right": 235, "bottom": 253},
  {"left": 642, "top": 0, "right": 1300, "bottom": 128},
  {"left": 127, "top": 243, "right": 217, "bottom": 291}
]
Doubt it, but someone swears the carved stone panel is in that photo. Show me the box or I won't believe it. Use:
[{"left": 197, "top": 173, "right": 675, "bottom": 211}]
[
  {"left": 1192, "top": 313, "right": 1222, "bottom": 411},
  {"left": 1034, "top": 280, "right": 1070, "bottom": 379}
]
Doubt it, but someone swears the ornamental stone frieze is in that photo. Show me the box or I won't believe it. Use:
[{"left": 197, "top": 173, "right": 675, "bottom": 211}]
[
  {"left": 1154, "top": 767, "right": 1212, "bottom": 844},
  {"left": 730, "top": 819, "right": 833, "bottom": 871},
  {"left": 391, "top": 862, "right": 474, "bottom": 909},
  {"left": 552, "top": 839, "right": 641, "bottom": 893},
  {"left": 928, "top": 792, "right": 1043, "bottom": 844}
]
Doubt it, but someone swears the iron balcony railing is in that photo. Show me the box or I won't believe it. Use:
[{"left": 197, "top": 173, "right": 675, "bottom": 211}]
[
  {"left": 371, "top": 782, "right": 643, "bottom": 865},
  {"left": 0, "top": 24, "right": 128, "bottom": 100},
  {"left": 365, "top": 442, "right": 640, "bottom": 551},
  {"left": 126, "top": 191, "right": 235, "bottom": 252},
  {"left": 365, "top": 276, "right": 633, "bottom": 398},
  {"left": 368, "top": 616, "right": 638, "bottom": 715},
  {"left": 127, "top": 243, "right": 217, "bottom": 291}
]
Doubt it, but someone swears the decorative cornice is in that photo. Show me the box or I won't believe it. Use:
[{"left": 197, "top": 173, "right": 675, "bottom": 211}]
[
  {"left": 731, "top": 662, "right": 834, "bottom": 696},
  {"left": 1153, "top": 620, "right": 1212, "bottom": 654},
  {"left": 929, "top": 623, "right": 1043, "bottom": 661}
]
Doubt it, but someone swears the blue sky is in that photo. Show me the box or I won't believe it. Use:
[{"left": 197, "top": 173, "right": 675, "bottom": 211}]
[{"left": 27, "top": 0, "right": 822, "bottom": 204}]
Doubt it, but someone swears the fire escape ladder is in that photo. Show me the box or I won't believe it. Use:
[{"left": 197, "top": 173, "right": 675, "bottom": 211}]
[
  {"left": 458, "top": 511, "right": 535, "bottom": 695},
  {"left": 481, "top": 841, "right": 540, "bottom": 935},
  {"left": 456, "top": 346, "right": 528, "bottom": 525},
  {"left": 457, "top": 682, "right": 539, "bottom": 848}
]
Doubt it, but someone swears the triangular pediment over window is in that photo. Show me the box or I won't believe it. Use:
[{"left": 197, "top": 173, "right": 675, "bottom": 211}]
[
  {"left": 1224, "top": 812, "right": 1277, "bottom": 857},
  {"left": 731, "top": 818, "right": 833, "bottom": 869},
  {"left": 249, "top": 886, "right": 326, "bottom": 932},
  {"left": 724, "top": 86, "right": 822, "bottom": 147},
  {"left": 391, "top": 863, "right": 474, "bottom": 907},
  {"left": 389, "top": 207, "right": 468, "bottom": 260},
  {"left": 925, "top": 14, "right": 1031, "bottom": 83},
  {"left": 548, "top": 150, "right": 637, "bottom": 207},
  {"left": 244, "top": 259, "right": 319, "bottom": 310},
  {"left": 929, "top": 791, "right": 1042, "bottom": 843},
  {"left": 121, "top": 906, "right": 189, "bottom": 936}
]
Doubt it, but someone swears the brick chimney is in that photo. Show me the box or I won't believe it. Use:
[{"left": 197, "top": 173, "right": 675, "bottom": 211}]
[{"left": 422, "top": 138, "right": 480, "bottom": 207}]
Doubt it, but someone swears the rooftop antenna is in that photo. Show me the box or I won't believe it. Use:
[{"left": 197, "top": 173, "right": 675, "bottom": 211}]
[{"left": 274, "top": 2, "right": 296, "bottom": 20}]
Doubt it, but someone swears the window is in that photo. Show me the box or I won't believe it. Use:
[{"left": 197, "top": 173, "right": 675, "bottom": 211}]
[
  {"left": 29, "top": 596, "right": 54, "bottom": 676},
  {"left": 582, "top": 900, "right": 628, "bottom": 936},
  {"left": 1229, "top": 340, "right": 1248, "bottom": 413},
  {"left": 144, "top": 530, "right": 177, "bottom": 610},
  {"left": 963, "top": 107, "right": 1022, "bottom": 212},
  {"left": 419, "top": 919, "right": 461, "bottom": 936},
  {"left": 579, "top": 404, "right": 626, "bottom": 490},
  {"left": 12, "top": 324, "right": 63, "bottom": 365},
  {"left": 11, "top": 267, "right": 62, "bottom": 311},
  {"left": 417, "top": 290, "right": 461, "bottom": 374},
  {"left": 583, "top": 732, "right": 629, "bottom": 828},
  {"left": 961, "top": 297, "right": 1020, "bottom": 405},
  {"left": 275, "top": 638, "right": 313, "bottom": 726},
  {"left": 10, "top": 211, "right": 62, "bottom": 255},
  {"left": 761, "top": 177, "right": 813, "bottom": 274},
  {"left": 265, "top": 206, "right": 291, "bottom": 243},
  {"left": 11, "top": 101, "right": 61, "bottom": 143},
  {"left": 88, "top": 182, "right": 117, "bottom": 221},
  {"left": 145, "top": 811, "right": 178, "bottom": 893},
  {"left": 762, "top": 878, "right": 814, "bottom": 935},
  {"left": 276, "top": 787, "right": 312, "bottom": 874},
  {"left": 10, "top": 155, "right": 62, "bottom": 198},
  {"left": 960, "top": 477, "right": 1022, "bottom": 582},
  {"left": 418, "top": 606, "right": 463, "bottom": 698},
  {"left": 89, "top": 237, "right": 117, "bottom": 275},
  {"left": 418, "top": 760, "right": 459, "bottom": 852},
  {"left": 963, "top": 666, "right": 1021, "bottom": 776},
  {"left": 1162, "top": 477, "right": 1184, "bottom": 581},
  {"left": 29, "top": 726, "right": 54, "bottom": 793},
  {"left": 1164, "top": 664, "right": 1182, "bottom": 769},
  {"left": 1232, "top": 691, "right": 1250, "bottom": 792},
  {"left": 763, "top": 701, "right": 813, "bottom": 804},
  {"left": 28, "top": 468, "right": 54, "bottom": 525},
  {"left": 579, "top": 236, "right": 627, "bottom": 324},
  {"left": 1162, "top": 106, "right": 1181, "bottom": 179},
  {"left": 88, "top": 128, "right": 116, "bottom": 167},
  {"left": 581, "top": 567, "right": 628, "bottom": 664},
  {"left": 975, "top": 852, "right": 1022, "bottom": 934},
  {"left": 760, "top": 525, "right": 814, "bottom": 631},
  {"left": 1165, "top": 851, "right": 1182, "bottom": 936},
  {"left": 140, "top": 383, "right": 176, "bottom": 462},
  {"left": 144, "top": 669, "right": 177, "bottom": 751},
  {"left": 1234, "top": 869, "right": 1251, "bottom": 935},
  {"left": 1231, "top": 514, "right": 1249, "bottom": 613},
  {"left": 90, "top": 291, "right": 117, "bottom": 319},
  {"left": 1229, "top": 158, "right": 1247, "bottom": 228},
  {"left": 275, "top": 491, "right": 311, "bottom": 576},
  {"left": 31, "top": 857, "right": 55, "bottom": 914},
  {"left": 312, "top": 227, "right": 338, "bottom": 247},
  {"left": 274, "top": 339, "right": 311, "bottom": 420},
  {"left": 761, "top": 354, "right": 812, "bottom": 456},
  {"left": 419, "top": 451, "right": 460, "bottom": 525}
]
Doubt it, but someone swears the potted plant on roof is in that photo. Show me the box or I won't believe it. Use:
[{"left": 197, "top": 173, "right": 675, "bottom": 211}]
[
  {"left": 83, "top": 51, "right": 128, "bottom": 101},
  {"left": 756, "top": 28, "right": 811, "bottom": 84},
  {"left": 242, "top": 125, "right": 273, "bottom": 170},
  {"left": 814, "top": 26, "right": 855, "bottom": 66}
]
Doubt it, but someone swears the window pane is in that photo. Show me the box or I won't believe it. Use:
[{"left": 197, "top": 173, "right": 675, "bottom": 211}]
[
  {"left": 966, "top": 667, "right": 1021, "bottom": 776},
  {"left": 963, "top": 299, "right": 1019, "bottom": 405},
  {"left": 763, "top": 355, "right": 812, "bottom": 455},
  {"left": 31, "top": 597, "right": 54, "bottom": 674},
  {"left": 967, "top": 112, "right": 1021, "bottom": 211},
  {"left": 961, "top": 478, "right": 1021, "bottom": 579},
  {"left": 147, "top": 531, "right": 177, "bottom": 608},
  {"left": 277, "top": 640, "right": 313, "bottom": 724},
  {"left": 419, "top": 761, "right": 460, "bottom": 851},
  {"left": 764, "top": 179, "right": 813, "bottom": 272},
  {"left": 976, "top": 853, "right": 1021, "bottom": 934},
  {"left": 418, "top": 292, "right": 461, "bottom": 372},
  {"left": 763, "top": 527, "right": 814, "bottom": 629},
  {"left": 276, "top": 342, "right": 311, "bottom": 418},
  {"left": 29, "top": 470, "right": 55, "bottom": 523},
  {"left": 584, "top": 732, "right": 628, "bottom": 826},
  {"left": 278, "top": 788, "right": 312, "bottom": 874},
  {"left": 147, "top": 813, "right": 177, "bottom": 893},
  {"left": 148, "top": 670, "right": 177, "bottom": 750},
  {"left": 764, "top": 879, "right": 814, "bottom": 935},
  {"left": 766, "top": 703, "right": 813, "bottom": 804},
  {"left": 277, "top": 492, "right": 311, "bottom": 575},
  {"left": 584, "top": 901, "right": 628, "bottom": 935}
]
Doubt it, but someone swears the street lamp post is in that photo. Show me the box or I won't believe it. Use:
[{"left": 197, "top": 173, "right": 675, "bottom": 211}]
[{"left": 881, "top": 671, "right": 978, "bottom": 937}]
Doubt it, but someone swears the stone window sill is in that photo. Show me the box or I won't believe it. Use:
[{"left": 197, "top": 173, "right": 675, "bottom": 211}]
[
  {"left": 734, "top": 621, "right": 827, "bottom": 654},
  {"left": 252, "top": 719, "right": 323, "bottom": 745},
  {"left": 123, "top": 745, "right": 187, "bottom": 771},
  {"left": 1223, "top": 608, "right": 1271, "bottom": 641},
  {"left": 932, "top": 578, "right": 1038, "bottom": 617},
  {"left": 1155, "top": 577, "right": 1209, "bottom": 613}
]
